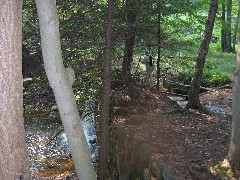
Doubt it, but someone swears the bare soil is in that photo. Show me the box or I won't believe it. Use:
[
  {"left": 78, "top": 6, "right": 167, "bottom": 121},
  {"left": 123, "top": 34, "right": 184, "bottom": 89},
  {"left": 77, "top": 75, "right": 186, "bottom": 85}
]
[{"left": 112, "top": 85, "right": 232, "bottom": 179}]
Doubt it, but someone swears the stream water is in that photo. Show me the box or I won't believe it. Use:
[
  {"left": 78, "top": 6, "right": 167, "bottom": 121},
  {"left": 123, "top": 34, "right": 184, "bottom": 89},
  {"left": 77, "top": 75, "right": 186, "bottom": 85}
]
[
  {"left": 168, "top": 95, "right": 232, "bottom": 116},
  {"left": 25, "top": 101, "right": 97, "bottom": 179}
]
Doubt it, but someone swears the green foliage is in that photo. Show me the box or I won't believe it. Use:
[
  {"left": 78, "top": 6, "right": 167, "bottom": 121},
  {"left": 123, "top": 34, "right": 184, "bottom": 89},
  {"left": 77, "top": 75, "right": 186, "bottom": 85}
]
[
  {"left": 207, "top": 51, "right": 235, "bottom": 74},
  {"left": 209, "top": 41, "right": 222, "bottom": 51},
  {"left": 22, "top": 1, "right": 239, "bottom": 178},
  {"left": 211, "top": 72, "right": 231, "bottom": 86},
  {"left": 22, "top": 0, "right": 108, "bottom": 124},
  {"left": 200, "top": 50, "right": 234, "bottom": 87},
  {"left": 159, "top": 42, "right": 234, "bottom": 88},
  {"left": 202, "top": 69, "right": 213, "bottom": 86},
  {"left": 22, "top": 0, "right": 237, "bottom": 104}
]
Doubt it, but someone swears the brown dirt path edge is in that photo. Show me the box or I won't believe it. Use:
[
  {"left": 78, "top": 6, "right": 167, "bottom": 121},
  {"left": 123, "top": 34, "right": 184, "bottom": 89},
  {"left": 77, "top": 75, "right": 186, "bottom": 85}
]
[{"left": 111, "top": 86, "right": 231, "bottom": 179}]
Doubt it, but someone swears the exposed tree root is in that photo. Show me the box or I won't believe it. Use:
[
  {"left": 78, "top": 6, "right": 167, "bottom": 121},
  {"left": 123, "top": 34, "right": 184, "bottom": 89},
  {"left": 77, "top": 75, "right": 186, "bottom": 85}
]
[{"left": 185, "top": 101, "right": 212, "bottom": 115}]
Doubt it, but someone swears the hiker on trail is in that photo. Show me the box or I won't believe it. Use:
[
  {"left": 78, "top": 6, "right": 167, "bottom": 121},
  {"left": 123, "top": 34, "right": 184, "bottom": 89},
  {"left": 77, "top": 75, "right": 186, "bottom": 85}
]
[{"left": 141, "top": 51, "right": 155, "bottom": 87}]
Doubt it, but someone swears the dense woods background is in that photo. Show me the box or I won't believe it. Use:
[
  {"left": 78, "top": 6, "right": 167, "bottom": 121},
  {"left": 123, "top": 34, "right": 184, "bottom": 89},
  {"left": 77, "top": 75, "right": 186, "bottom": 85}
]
[{"left": 1, "top": 0, "right": 240, "bottom": 179}]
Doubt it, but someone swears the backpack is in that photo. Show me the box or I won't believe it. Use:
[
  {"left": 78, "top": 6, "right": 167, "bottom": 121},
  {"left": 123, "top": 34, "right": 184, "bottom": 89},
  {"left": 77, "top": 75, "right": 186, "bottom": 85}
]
[{"left": 148, "top": 55, "right": 155, "bottom": 66}]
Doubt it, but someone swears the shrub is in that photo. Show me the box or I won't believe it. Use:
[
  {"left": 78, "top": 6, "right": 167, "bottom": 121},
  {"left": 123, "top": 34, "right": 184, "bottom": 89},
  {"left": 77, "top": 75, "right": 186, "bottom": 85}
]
[{"left": 210, "top": 72, "right": 231, "bottom": 87}]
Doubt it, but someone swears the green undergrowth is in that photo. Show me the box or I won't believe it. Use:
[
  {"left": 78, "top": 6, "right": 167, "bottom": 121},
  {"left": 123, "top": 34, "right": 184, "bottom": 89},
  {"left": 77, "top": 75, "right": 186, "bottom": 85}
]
[{"left": 138, "top": 44, "right": 236, "bottom": 88}]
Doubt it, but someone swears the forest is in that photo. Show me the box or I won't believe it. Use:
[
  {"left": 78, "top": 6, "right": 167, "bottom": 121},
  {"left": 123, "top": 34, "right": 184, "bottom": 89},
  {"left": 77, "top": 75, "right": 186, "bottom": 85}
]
[{"left": 1, "top": 0, "right": 240, "bottom": 179}]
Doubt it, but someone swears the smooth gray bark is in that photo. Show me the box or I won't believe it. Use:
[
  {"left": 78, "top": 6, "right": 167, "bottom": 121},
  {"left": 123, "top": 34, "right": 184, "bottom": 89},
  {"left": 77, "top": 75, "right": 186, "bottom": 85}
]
[
  {"left": 0, "top": 1, "right": 31, "bottom": 179},
  {"left": 35, "top": 0, "right": 96, "bottom": 179},
  {"left": 228, "top": 0, "right": 240, "bottom": 161}
]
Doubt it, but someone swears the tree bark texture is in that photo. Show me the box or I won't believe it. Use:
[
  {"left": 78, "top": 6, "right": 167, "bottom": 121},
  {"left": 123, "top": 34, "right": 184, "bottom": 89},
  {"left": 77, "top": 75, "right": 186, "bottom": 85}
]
[
  {"left": 97, "top": 1, "right": 114, "bottom": 179},
  {"left": 228, "top": 0, "right": 240, "bottom": 162},
  {"left": 35, "top": 0, "right": 96, "bottom": 179},
  {"left": 121, "top": 0, "right": 138, "bottom": 86},
  {"left": 157, "top": 13, "right": 161, "bottom": 91},
  {"left": 232, "top": 8, "right": 240, "bottom": 53},
  {"left": 186, "top": 0, "right": 219, "bottom": 110},
  {"left": 226, "top": 0, "right": 232, "bottom": 52},
  {"left": 221, "top": 4, "right": 227, "bottom": 52},
  {"left": 0, "top": 1, "right": 31, "bottom": 179}
]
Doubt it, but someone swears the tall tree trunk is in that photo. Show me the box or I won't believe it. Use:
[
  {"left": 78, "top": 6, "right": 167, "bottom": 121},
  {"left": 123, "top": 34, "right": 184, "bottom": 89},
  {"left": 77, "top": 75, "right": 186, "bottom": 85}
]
[
  {"left": 35, "top": 0, "right": 96, "bottom": 179},
  {"left": 186, "top": 0, "right": 219, "bottom": 112},
  {"left": 232, "top": 8, "right": 240, "bottom": 53},
  {"left": 157, "top": 12, "right": 161, "bottom": 91},
  {"left": 0, "top": 1, "right": 31, "bottom": 179},
  {"left": 228, "top": 0, "right": 240, "bottom": 163},
  {"left": 221, "top": 3, "right": 227, "bottom": 52},
  {"left": 97, "top": 0, "right": 114, "bottom": 179},
  {"left": 226, "top": 0, "right": 232, "bottom": 52},
  {"left": 121, "top": 0, "right": 138, "bottom": 86}
]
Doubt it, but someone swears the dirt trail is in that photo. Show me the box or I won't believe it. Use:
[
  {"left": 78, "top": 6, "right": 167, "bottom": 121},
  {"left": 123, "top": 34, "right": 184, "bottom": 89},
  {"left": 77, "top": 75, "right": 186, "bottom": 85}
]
[{"left": 112, "top": 85, "right": 232, "bottom": 179}]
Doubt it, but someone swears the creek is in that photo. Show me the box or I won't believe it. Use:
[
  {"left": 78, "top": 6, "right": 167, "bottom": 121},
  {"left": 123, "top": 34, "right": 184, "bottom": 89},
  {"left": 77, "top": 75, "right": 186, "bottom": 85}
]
[
  {"left": 25, "top": 100, "right": 97, "bottom": 179},
  {"left": 168, "top": 95, "right": 232, "bottom": 116}
]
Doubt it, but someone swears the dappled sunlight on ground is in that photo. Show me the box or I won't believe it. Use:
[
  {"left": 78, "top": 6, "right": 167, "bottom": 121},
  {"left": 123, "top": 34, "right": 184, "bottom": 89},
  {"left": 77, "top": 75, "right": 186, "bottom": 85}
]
[
  {"left": 209, "top": 158, "right": 240, "bottom": 179},
  {"left": 34, "top": 158, "right": 75, "bottom": 179},
  {"left": 112, "top": 85, "right": 232, "bottom": 179}
]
